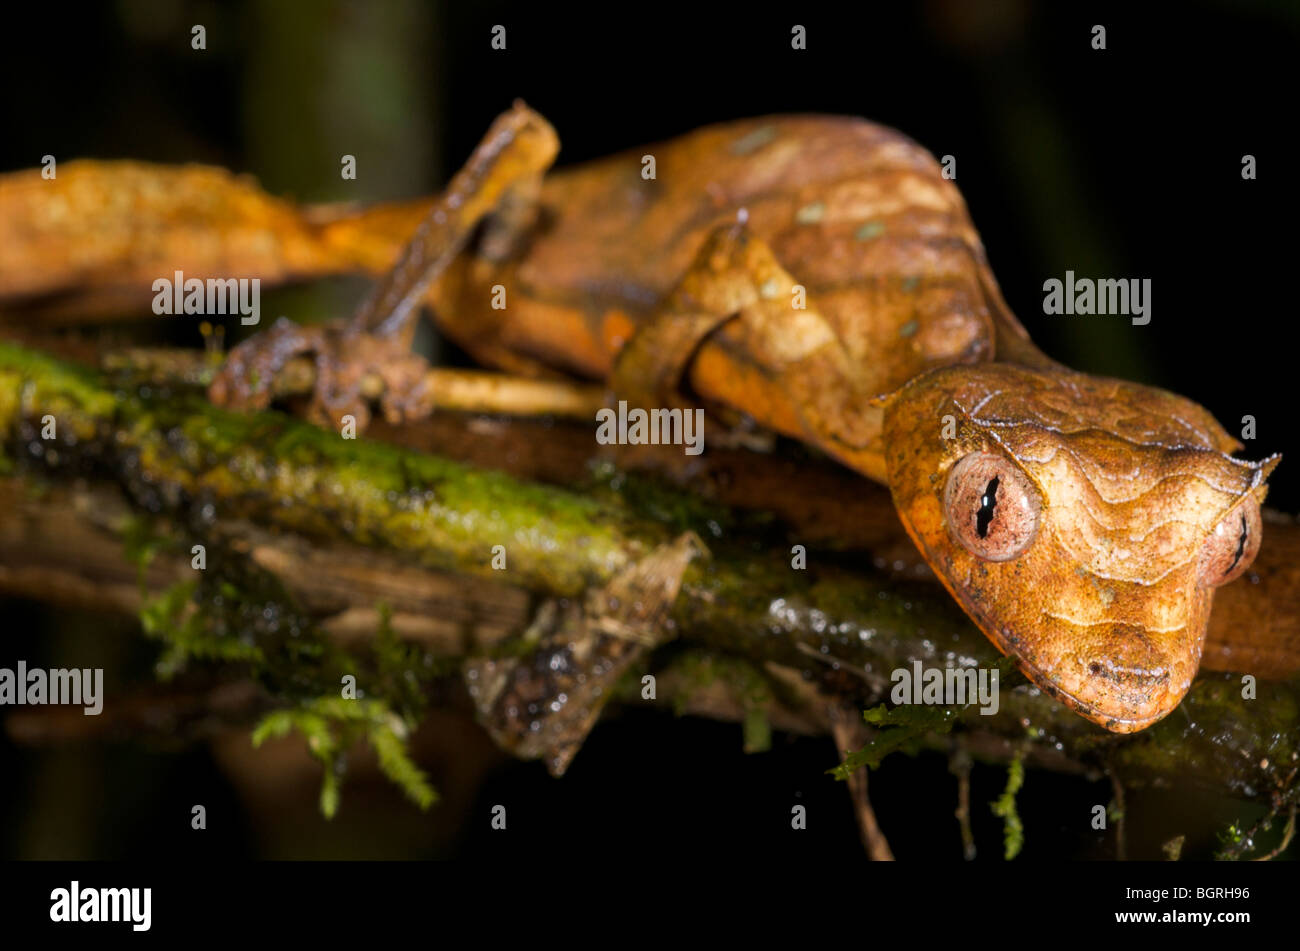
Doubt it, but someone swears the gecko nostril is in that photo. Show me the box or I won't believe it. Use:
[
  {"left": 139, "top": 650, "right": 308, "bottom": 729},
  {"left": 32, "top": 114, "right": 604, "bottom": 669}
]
[{"left": 1083, "top": 650, "right": 1169, "bottom": 689}]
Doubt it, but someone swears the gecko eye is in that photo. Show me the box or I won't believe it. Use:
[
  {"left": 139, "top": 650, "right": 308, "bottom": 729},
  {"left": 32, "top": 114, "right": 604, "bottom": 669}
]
[
  {"left": 1199, "top": 497, "right": 1262, "bottom": 586},
  {"left": 943, "top": 452, "right": 1042, "bottom": 562}
]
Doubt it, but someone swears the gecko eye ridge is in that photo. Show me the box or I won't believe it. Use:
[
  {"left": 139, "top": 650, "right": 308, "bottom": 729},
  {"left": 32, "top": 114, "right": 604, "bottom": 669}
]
[{"left": 943, "top": 451, "right": 1042, "bottom": 562}]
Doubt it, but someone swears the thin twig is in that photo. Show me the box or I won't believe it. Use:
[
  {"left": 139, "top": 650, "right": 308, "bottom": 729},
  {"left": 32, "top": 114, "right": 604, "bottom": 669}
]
[
  {"left": 950, "top": 745, "right": 976, "bottom": 860},
  {"left": 1252, "top": 801, "right": 1297, "bottom": 861},
  {"left": 829, "top": 706, "right": 895, "bottom": 861},
  {"left": 104, "top": 347, "right": 606, "bottom": 419}
]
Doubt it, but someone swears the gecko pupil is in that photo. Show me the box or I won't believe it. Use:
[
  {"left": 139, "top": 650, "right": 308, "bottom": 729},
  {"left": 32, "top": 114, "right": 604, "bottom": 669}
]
[
  {"left": 1225, "top": 513, "right": 1249, "bottom": 576},
  {"left": 975, "top": 476, "right": 1000, "bottom": 539}
]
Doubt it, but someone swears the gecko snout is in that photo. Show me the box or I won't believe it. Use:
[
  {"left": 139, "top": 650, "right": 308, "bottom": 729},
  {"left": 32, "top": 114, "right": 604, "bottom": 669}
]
[{"left": 1065, "top": 623, "right": 1187, "bottom": 731}]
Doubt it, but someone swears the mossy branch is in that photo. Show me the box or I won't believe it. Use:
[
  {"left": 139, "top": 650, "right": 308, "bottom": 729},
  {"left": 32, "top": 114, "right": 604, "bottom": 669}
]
[{"left": 1, "top": 340, "right": 1298, "bottom": 815}]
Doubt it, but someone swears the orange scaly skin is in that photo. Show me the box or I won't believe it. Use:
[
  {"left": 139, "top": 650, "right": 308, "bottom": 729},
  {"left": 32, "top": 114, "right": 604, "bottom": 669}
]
[
  {"left": 0, "top": 105, "right": 1278, "bottom": 733},
  {"left": 411, "top": 107, "right": 1278, "bottom": 731},
  {"left": 884, "top": 365, "right": 1275, "bottom": 731}
]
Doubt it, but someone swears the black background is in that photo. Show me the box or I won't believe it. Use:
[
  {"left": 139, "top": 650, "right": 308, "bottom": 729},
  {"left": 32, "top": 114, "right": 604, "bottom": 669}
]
[{"left": 0, "top": 0, "right": 1295, "bottom": 862}]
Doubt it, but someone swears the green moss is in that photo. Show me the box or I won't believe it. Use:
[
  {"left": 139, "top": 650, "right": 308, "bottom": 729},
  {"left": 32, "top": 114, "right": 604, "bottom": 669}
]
[
  {"left": 990, "top": 754, "right": 1025, "bottom": 860},
  {"left": 743, "top": 706, "right": 772, "bottom": 754},
  {"left": 128, "top": 524, "right": 438, "bottom": 815},
  {"left": 126, "top": 390, "right": 650, "bottom": 595},
  {"left": 3, "top": 341, "right": 1298, "bottom": 809},
  {"left": 120, "top": 514, "right": 180, "bottom": 594},
  {"left": 140, "top": 577, "right": 264, "bottom": 678},
  {"left": 829, "top": 703, "right": 959, "bottom": 777},
  {"left": 1214, "top": 787, "right": 1299, "bottom": 860},
  {"left": 0, "top": 342, "right": 657, "bottom": 600},
  {"left": 0, "top": 341, "right": 118, "bottom": 419},
  {"left": 660, "top": 650, "right": 773, "bottom": 753},
  {"left": 585, "top": 460, "right": 739, "bottom": 540},
  {"left": 830, "top": 657, "right": 1020, "bottom": 778},
  {"left": 253, "top": 697, "right": 436, "bottom": 817}
]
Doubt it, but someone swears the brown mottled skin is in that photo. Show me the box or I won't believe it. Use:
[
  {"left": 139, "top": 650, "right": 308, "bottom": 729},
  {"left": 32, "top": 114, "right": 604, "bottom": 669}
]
[
  {"left": 0, "top": 104, "right": 1279, "bottom": 735},
  {"left": 885, "top": 365, "right": 1275, "bottom": 730}
]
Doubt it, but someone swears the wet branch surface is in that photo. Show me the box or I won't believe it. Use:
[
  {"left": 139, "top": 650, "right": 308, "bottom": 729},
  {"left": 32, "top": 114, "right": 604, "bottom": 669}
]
[{"left": 0, "top": 340, "right": 1297, "bottom": 816}]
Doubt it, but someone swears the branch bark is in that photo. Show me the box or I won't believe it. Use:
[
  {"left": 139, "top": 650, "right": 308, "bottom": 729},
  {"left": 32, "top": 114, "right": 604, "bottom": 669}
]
[{"left": 0, "top": 341, "right": 1297, "bottom": 811}]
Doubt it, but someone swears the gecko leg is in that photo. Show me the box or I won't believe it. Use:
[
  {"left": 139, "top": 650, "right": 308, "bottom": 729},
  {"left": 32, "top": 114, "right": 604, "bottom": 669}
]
[
  {"left": 609, "top": 220, "right": 885, "bottom": 476},
  {"left": 209, "top": 101, "right": 559, "bottom": 430}
]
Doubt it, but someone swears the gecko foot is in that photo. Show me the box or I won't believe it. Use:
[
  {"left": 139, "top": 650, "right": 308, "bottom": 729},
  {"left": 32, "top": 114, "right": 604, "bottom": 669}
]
[{"left": 208, "top": 318, "right": 434, "bottom": 431}]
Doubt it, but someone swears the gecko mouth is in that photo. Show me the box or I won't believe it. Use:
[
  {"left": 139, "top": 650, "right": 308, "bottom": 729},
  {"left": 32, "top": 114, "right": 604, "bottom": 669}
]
[{"left": 996, "top": 620, "right": 1182, "bottom": 733}]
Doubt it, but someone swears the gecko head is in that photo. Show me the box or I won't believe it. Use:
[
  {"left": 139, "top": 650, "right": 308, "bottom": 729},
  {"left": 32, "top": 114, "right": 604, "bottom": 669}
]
[{"left": 883, "top": 363, "right": 1279, "bottom": 732}]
